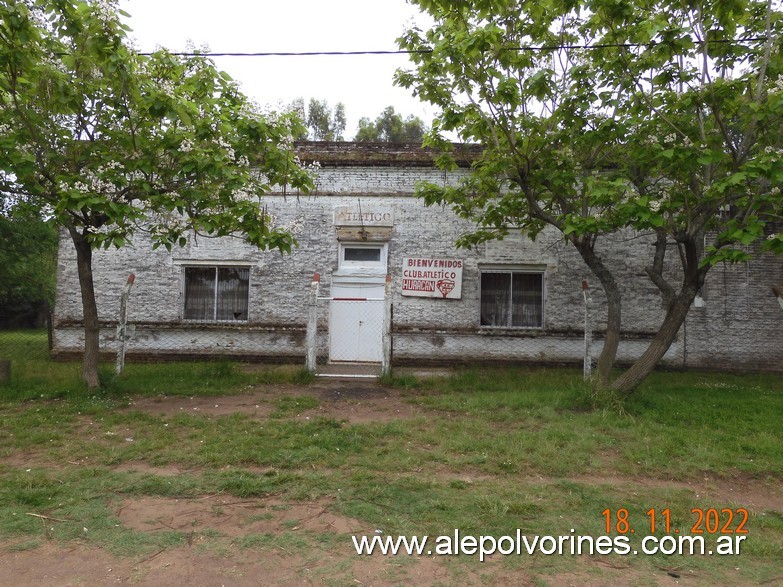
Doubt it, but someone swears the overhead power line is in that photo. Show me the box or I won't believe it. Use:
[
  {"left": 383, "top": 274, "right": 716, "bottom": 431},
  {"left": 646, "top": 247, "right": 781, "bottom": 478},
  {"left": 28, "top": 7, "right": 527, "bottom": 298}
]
[
  {"left": 146, "top": 50, "right": 425, "bottom": 57},
  {"left": 145, "top": 37, "right": 770, "bottom": 58}
]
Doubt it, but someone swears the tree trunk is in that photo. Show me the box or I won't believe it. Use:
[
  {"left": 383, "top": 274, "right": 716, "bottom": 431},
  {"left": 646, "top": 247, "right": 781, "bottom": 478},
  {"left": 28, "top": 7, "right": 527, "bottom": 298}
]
[
  {"left": 610, "top": 286, "right": 697, "bottom": 394},
  {"left": 69, "top": 228, "right": 101, "bottom": 389},
  {"left": 571, "top": 237, "right": 622, "bottom": 384},
  {"left": 611, "top": 232, "right": 707, "bottom": 394},
  {"left": 597, "top": 285, "right": 621, "bottom": 383}
]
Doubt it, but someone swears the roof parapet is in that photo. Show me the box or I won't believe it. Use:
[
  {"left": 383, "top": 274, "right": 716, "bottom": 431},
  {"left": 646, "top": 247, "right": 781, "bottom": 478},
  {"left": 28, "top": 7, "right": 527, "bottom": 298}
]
[{"left": 294, "top": 141, "right": 482, "bottom": 168}]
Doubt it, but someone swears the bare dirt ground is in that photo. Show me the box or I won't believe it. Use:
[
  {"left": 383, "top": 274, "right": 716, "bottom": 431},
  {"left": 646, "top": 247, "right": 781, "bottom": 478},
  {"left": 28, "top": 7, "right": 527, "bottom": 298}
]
[
  {"left": 124, "top": 380, "right": 429, "bottom": 424},
  {"left": 1, "top": 380, "right": 782, "bottom": 586}
]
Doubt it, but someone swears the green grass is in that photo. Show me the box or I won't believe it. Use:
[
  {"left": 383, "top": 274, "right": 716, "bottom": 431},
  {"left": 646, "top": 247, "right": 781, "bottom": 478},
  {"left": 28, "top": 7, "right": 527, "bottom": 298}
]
[
  {"left": 411, "top": 366, "right": 783, "bottom": 479},
  {"left": 0, "top": 331, "right": 782, "bottom": 584},
  {"left": 0, "top": 330, "right": 314, "bottom": 402}
]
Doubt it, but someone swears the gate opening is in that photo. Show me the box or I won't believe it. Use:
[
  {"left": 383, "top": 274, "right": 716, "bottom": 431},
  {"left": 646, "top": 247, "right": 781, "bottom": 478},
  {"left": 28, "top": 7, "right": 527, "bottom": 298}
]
[{"left": 305, "top": 274, "right": 391, "bottom": 378}]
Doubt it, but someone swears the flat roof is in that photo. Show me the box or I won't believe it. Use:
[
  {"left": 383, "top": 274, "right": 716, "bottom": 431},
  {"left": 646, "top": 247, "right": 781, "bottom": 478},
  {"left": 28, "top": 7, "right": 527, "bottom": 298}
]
[{"left": 294, "top": 141, "right": 482, "bottom": 168}]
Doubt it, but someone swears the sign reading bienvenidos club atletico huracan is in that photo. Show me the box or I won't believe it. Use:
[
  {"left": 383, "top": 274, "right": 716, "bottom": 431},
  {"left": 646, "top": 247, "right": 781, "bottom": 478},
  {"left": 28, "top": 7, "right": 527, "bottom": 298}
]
[{"left": 401, "top": 257, "right": 463, "bottom": 299}]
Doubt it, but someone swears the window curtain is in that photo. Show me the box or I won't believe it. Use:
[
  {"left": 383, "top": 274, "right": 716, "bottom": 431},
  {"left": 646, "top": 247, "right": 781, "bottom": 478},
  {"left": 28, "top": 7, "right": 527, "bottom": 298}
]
[
  {"left": 216, "top": 267, "right": 250, "bottom": 320},
  {"left": 480, "top": 272, "right": 511, "bottom": 326},
  {"left": 184, "top": 267, "right": 216, "bottom": 321},
  {"left": 512, "top": 273, "right": 543, "bottom": 327},
  {"left": 481, "top": 271, "right": 543, "bottom": 327},
  {"left": 184, "top": 267, "right": 250, "bottom": 321}
]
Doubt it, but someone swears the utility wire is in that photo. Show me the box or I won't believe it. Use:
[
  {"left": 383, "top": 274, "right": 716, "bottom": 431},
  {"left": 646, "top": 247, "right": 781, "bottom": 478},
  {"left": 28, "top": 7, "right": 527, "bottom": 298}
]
[
  {"left": 147, "top": 50, "right": 425, "bottom": 57},
  {"left": 146, "top": 37, "right": 770, "bottom": 58}
]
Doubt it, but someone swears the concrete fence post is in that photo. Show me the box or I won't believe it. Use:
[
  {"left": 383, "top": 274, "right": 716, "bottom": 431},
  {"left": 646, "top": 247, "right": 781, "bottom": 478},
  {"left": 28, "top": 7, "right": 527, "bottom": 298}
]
[
  {"left": 382, "top": 274, "right": 392, "bottom": 377},
  {"left": 582, "top": 280, "right": 592, "bottom": 381},
  {"left": 305, "top": 273, "right": 320, "bottom": 373},
  {"left": 115, "top": 273, "right": 136, "bottom": 375}
]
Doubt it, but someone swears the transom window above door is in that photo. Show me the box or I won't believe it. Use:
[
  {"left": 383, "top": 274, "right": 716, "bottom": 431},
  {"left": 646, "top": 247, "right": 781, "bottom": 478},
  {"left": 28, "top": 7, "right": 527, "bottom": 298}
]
[{"left": 339, "top": 243, "right": 388, "bottom": 270}]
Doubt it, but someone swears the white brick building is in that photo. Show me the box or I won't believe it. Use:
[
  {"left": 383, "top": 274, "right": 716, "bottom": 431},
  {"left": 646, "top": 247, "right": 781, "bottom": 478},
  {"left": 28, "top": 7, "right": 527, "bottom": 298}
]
[{"left": 52, "top": 142, "right": 783, "bottom": 372}]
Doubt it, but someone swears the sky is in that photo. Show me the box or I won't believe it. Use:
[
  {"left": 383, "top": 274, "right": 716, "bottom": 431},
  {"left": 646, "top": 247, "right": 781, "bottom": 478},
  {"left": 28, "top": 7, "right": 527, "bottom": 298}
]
[{"left": 117, "top": 0, "right": 438, "bottom": 139}]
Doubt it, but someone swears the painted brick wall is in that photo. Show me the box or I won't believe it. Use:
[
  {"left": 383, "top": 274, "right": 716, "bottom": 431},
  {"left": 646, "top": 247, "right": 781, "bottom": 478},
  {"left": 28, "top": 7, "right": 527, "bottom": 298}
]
[
  {"left": 684, "top": 247, "right": 783, "bottom": 371},
  {"left": 52, "top": 157, "right": 782, "bottom": 371}
]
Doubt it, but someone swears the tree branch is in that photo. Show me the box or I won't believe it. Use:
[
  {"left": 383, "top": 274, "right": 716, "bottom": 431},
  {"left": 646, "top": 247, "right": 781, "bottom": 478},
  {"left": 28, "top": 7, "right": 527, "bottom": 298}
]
[{"left": 644, "top": 230, "right": 676, "bottom": 307}]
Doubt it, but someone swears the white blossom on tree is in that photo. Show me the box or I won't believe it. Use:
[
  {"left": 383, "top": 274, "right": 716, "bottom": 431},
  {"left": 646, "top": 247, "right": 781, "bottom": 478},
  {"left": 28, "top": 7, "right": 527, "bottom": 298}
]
[{"left": 0, "top": 0, "right": 313, "bottom": 388}]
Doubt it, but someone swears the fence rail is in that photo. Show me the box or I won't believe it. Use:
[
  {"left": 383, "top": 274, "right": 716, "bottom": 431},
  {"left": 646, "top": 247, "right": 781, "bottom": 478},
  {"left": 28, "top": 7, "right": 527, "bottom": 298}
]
[{"left": 4, "top": 269, "right": 781, "bottom": 379}]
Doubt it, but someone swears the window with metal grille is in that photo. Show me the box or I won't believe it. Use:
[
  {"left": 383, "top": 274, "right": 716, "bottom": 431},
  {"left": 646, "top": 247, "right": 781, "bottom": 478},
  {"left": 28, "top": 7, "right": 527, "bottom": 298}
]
[
  {"left": 183, "top": 266, "right": 250, "bottom": 322},
  {"left": 480, "top": 270, "right": 544, "bottom": 328}
]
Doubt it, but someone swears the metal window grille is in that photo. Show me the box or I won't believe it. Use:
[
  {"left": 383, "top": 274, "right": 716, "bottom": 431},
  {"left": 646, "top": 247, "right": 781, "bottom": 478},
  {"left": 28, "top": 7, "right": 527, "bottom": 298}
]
[
  {"left": 480, "top": 271, "right": 544, "bottom": 328},
  {"left": 183, "top": 266, "right": 249, "bottom": 322}
]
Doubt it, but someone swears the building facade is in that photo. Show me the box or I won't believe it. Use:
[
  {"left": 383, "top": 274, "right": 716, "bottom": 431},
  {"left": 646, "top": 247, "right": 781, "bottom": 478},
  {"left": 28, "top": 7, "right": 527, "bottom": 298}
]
[{"left": 51, "top": 142, "right": 783, "bottom": 372}]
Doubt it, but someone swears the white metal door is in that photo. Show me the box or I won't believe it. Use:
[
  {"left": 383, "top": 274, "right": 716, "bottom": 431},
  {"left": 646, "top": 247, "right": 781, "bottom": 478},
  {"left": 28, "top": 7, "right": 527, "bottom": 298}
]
[{"left": 329, "top": 284, "right": 384, "bottom": 363}]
